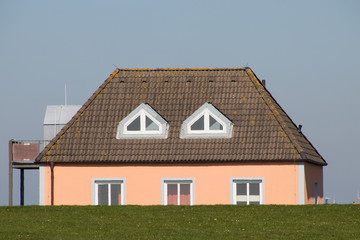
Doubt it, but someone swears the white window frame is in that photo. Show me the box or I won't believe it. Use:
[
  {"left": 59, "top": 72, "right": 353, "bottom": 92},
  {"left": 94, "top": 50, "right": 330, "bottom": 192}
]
[
  {"left": 231, "top": 177, "right": 265, "bottom": 205},
  {"left": 123, "top": 109, "right": 162, "bottom": 134},
  {"left": 162, "top": 178, "right": 195, "bottom": 206},
  {"left": 187, "top": 109, "right": 227, "bottom": 134},
  {"left": 92, "top": 178, "right": 126, "bottom": 205},
  {"left": 180, "top": 103, "right": 233, "bottom": 139},
  {"left": 116, "top": 103, "right": 169, "bottom": 139}
]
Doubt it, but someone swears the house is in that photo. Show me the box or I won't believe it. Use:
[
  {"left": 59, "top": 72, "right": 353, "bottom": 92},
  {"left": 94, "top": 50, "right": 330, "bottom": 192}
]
[{"left": 35, "top": 68, "right": 327, "bottom": 206}]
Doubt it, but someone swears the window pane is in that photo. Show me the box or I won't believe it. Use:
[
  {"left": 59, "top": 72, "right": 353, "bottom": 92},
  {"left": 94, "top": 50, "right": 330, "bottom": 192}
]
[
  {"left": 180, "top": 184, "right": 190, "bottom": 205},
  {"left": 249, "top": 201, "right": 260, "bottom": 205},
  {"left": 111, "top": 184, "right": 121, "bottom": 205},
  {"left": 98, "top": 184, "right": 108, "bottom": 205},
  {"left": 209, "top": 115, "right": 223, "bottom": 130},
  {"left": 127, "top": 116, "right": 141, "bottom": 131},
  {"left": 145, "top": 116, "right": 159, "bottom": 131},
  {"left": 249, "top": 195, "right": 260, "bottom": 202},
  {"left": 236, "top": 183, "right": 247, "bottom": 196},
  {"left": 249, "top": 183, "right": 260, "bottom": 195},
  {"left": 191, "top": 115, "right": 204, "bottom": 130},
  {"left": 237, "top": 201, "right": 247, "bottom": 205},
  {"left": 167, "top": 184, "right": 178, "bottom": 205}
]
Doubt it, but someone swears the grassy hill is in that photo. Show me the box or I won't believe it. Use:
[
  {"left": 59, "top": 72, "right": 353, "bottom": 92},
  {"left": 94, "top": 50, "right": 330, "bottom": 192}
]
[{"left": 1, "top": 205, "right": 359, "bottom": 239}]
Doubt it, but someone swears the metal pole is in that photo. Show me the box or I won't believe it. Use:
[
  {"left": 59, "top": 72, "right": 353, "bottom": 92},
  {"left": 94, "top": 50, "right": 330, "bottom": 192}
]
[
  {"left": 20, "top": 169, "right": 24, "bottom": 206},
  {"left": 50, "top": 162, "right": 54, "bottom": 205},
  {"left": 8, "top": 140, "right": 13, "bottom": 206}
]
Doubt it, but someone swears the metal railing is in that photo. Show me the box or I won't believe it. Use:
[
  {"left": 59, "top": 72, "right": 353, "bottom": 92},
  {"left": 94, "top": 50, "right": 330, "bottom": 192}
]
[{"left": 9, "top": 139, "right": 49, "bottom": 206}]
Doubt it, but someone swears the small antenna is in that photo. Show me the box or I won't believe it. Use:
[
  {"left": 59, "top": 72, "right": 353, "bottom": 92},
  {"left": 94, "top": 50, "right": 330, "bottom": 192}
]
[
  {"left": 65, "top": 83, "right": 67, "bottom": 106},
  {"left": 54, "top": 110, "right": 57, "bottom": 137}
]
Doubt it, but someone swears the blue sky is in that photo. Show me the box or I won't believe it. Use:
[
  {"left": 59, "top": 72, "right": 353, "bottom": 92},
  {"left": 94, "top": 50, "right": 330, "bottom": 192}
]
[{"left": 0, "top": 0, "right": 359, "bottom": 205}]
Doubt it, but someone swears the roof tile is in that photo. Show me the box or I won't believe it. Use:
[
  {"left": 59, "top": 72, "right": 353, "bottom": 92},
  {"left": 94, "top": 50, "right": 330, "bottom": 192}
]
[{"left": 36, "top": 68, "right": 326, "bottom": 165}]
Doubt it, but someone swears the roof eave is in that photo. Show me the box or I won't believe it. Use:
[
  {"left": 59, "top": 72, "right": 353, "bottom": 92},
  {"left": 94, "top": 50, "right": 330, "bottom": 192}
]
[{"left": 35, "top": 158, "right": 326, "bottom": 165}]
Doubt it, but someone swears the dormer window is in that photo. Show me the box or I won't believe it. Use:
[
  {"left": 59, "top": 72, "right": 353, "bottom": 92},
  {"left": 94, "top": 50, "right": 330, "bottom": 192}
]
[
  {"left": 125, "top": 113, "right": 159, "bottom": 132},
  {"left": 116, "top": 103, "right": 168, "bottom": 139},
  {"left": 180, "top": 103, "right": 233, "bottom": 139},
  {"left": 190, "top": 114, "right": 224, "bottom": 131}
]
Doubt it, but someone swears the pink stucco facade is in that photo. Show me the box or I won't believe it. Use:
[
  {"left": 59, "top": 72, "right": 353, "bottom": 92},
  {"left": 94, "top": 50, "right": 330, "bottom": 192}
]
[
  {"left": 304, "top": 162, "right": 324, "bottom": 204},
  {"left": 41, "top": 162, "right": 323, "bottom": 205}
]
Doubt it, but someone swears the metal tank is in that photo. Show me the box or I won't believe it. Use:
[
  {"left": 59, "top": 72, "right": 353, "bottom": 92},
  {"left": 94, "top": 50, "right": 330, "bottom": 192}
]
[{"left": 43, "top": 105, "right": 81, "bottom": 145}]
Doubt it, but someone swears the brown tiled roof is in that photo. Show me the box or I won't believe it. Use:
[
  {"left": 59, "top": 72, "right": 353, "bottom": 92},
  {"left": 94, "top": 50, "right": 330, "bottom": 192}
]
[{"left": 36, "top": 68, "right": 326, "bottom": 166}]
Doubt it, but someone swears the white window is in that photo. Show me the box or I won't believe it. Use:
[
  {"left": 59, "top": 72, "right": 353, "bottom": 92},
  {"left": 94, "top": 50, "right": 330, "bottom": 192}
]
[
  {"left": 180, "top": 103, "right": 233, "bottom": 138},
  {"left": 162, "top": 178, "right": 195, "bottom": 205},
  {"left": 93, "top": 179, "right": 126, "bottom": 205},
  {"left": 231, "top": 178, "right": 264, "bottom": 205},
  {"left": 124, "top": 110, "right": 160, "bottom": 133},
  {"left": 116, "top": 103, "right": 169, "bottom": 139}
]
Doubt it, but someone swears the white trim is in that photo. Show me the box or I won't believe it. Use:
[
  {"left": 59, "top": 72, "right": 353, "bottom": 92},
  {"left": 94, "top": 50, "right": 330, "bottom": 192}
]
[
  {"left": 92, "top": 178, "right": 126, "bottom": 205},
  {"left": 230, "top": 177, "right": 265, "bottom": 205},
  {"left": 39, "top": 164, "right": 45, "bottom": 205},
  {"left": 161, "top": 178, "right": 195, "bottom": 205},
  {"left": 116, "top": 103, "right": 169, "bottom": 139},
  {"left": 180, "top": 103, "right": 233, "bottom": 139},
  {"left": 298, "top": 162, "right": 305, "bottom": 205}
]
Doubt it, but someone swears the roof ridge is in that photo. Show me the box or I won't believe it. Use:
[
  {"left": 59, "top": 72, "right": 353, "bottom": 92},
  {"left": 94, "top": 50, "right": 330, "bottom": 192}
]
[
  {"left": 36, "top": 69, "right": 120, "bottom": 162},
  {"left": 295, "top": 128, "right": 327, "bottom": 165},
  {"left": 117, "top": 67, "right": 248, "bottom": 71},
  {"left": 244, "top": 68, "right": 305, "bottom": 159},
  {"left": 246, "top": 69, "right": 326, "bottom": 165}
]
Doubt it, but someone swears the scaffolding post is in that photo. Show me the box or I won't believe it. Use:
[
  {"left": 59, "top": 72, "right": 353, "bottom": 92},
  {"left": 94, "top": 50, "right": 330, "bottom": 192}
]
[
  {"left": 20, "top": 169, "right": 25, "bottom": 206},
  {"left": 8, "top": 140, "right": 13, "bottom": 206}
]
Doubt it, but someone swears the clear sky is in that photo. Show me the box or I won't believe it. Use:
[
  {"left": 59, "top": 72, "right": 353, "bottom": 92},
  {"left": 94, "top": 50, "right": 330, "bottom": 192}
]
[{"left": 0, "top": 0, "right": 359, "bottom": 205}]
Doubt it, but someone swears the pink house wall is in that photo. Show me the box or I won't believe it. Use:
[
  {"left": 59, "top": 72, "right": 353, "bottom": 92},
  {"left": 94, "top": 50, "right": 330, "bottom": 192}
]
[
  {"left": 42, "top": 162, "right": 321, "bottom": 205},
  {"left": 304, "top": 162, "right": 324, "bottom": 204}
]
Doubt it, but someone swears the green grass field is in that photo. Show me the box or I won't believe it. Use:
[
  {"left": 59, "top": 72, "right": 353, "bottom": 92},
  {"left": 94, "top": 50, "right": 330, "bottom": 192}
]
[{"left": 0, "top": 205, "right": 359, "bottom": 239}]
